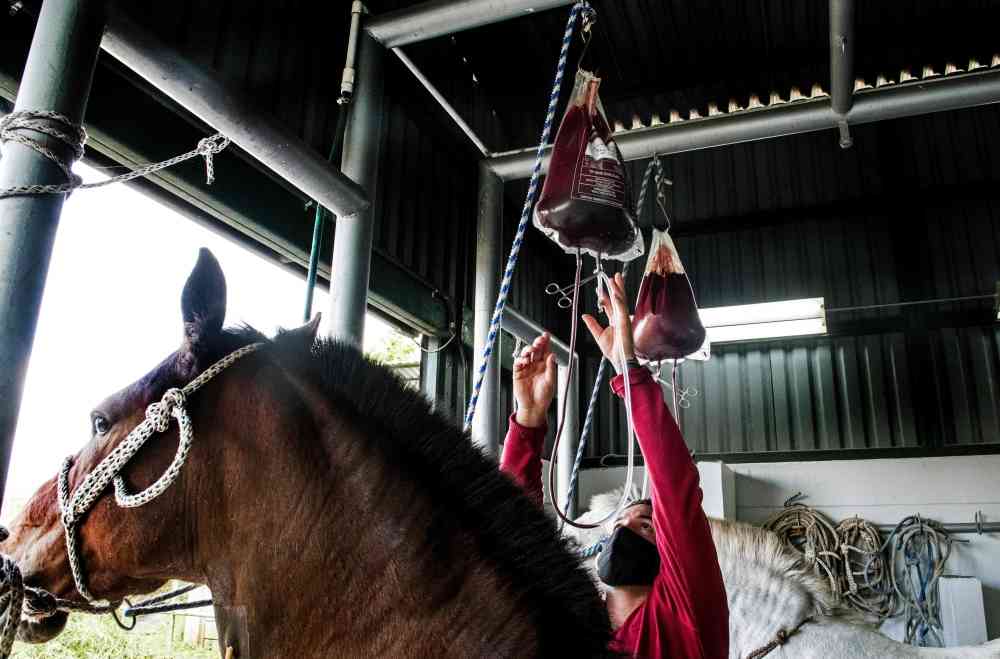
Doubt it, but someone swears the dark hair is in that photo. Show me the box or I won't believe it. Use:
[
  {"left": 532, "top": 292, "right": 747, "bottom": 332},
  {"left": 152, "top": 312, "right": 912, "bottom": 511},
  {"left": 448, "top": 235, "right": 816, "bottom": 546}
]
[{"left": 618, "top": 498, "right": 652, "bottom": 518}]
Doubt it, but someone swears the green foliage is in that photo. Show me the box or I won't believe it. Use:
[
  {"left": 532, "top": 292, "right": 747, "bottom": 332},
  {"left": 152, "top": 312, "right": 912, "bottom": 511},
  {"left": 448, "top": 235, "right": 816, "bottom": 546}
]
[
  {"left": 364, "top": 332, "right": 419, "bottom": 365},
  {"left": 12, "top": 613, "right": 217, "bottom": 659}
]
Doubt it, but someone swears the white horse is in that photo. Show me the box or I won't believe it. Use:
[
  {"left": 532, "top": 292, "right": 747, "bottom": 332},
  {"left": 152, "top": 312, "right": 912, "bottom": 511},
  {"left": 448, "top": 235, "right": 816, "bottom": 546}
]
[{"left": 568, "top": 490, "right": 1000, "bottom": 658}]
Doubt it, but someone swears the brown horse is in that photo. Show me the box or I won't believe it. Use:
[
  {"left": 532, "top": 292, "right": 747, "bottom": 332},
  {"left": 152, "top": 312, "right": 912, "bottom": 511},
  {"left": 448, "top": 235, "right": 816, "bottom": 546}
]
[{"left": 2, "top": 249, "right": 611, "bottom": 658}]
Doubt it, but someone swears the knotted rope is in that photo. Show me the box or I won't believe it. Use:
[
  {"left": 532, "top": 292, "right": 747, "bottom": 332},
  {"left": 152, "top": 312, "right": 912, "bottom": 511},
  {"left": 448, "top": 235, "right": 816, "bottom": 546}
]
[
  {"left": 59, "top": 342, "right": 262, "bottom": 604},
  {"left": 762, "top": 499, "right": 842, "bottom": 600},
  {"left": 0, "top": 110, "right": 229, "bottom": 198},
  {"left": 836, "top": 516, "right": 894, "bottom": 620},
  {"left": 877, "top": 515, "right": 956, "bottom": 646},
  {"left": 463, "top": 1, "right": 595, "bottom": 432},
  {"left": 0, "top": 341, "right": 261, "bottom": 657},
  {"left": 0, "top": 557, "right": 23, "bottom": 658},
  {"left": 744, "top": 616, "right": 813, "bottom": 659}
]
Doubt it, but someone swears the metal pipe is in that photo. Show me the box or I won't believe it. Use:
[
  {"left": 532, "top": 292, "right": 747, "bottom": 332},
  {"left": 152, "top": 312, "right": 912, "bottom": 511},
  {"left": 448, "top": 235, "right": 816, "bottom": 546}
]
[
  {"left": 471, "top": 161, "right": 503, "bottom": 455},
  {"left": 366, "top": 0, "right": 575, "bottom": 48},
  {"left": 327, "top": 31, "right": 385, "bottom": 346},
  {"left": 341, "top": 1, "right": 365, "bottom": 101},
  {"left": 487, "top": 70, "right": 1000, "bottom": 181},
  {"left": 0, "top": 0, "right": 106, "bottom": 508},
  {"left": 877, "top": 523, "right": 1000, "bottom": 536},
  {"left": 556, "top": 361, "right": 580, "bottom": 518},
  {"left": 100, "top": 12, "right": 369, "bottom": 219},
  {"left": 391, "top": 47, "right": 489, "bottom": 157},
  {"left": 830, "top": 0, "right": 854, "bottom": 147},
  {"left": 501, "top": 307, "right": 573, "bottom": 366}
]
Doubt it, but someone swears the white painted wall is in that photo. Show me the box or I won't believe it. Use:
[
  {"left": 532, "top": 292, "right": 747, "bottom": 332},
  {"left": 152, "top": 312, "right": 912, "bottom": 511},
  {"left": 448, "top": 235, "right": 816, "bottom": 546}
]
[{"left": 575, "top": 455, "right": 1000, "bottom": 640}]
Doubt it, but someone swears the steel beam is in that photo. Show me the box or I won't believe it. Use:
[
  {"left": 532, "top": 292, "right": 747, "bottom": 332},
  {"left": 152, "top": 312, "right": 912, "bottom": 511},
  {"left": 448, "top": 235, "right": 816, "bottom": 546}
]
[
  {"left": 366, "top": 0, "right": 575, "bottom": 48},
  {"left": 391, "top": 47, "right": 489, "bottom": 156},
  {"left": 830, "top": 0, "right": 855, "bottom": 147},
  {"left": 100, "top": 12, "right": 369, "bottom": 219},
  {"left": 501, "top": 307, "right": 573, "bottom": 366},
  {"left": 0, "top": 0, "right": 106, "bottom": 508},
  {"left": 488, "top": 69, "right": 1000, "bottom": 181},
  {"left": 471, "top": 161, "right": 503, "bottom": 455},
  {"left": 327, "top": 32, "right": 385, "bottom": 346}
]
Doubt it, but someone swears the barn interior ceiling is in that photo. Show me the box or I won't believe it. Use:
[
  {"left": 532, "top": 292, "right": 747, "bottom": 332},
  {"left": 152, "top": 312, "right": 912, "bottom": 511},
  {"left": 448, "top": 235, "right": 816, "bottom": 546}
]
[{"left": 2, "top": 0, "right": 998, "bottom": 457}]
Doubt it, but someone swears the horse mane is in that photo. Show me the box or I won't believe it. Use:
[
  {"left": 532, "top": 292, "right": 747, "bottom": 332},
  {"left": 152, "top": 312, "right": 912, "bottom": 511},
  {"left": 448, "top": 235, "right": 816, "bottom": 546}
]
[
  {"left": 707, "top": 518, "right": 843, "bottom": 619},
  {"left": 230, "top": 327, "right": 612, "bottom": 657}
]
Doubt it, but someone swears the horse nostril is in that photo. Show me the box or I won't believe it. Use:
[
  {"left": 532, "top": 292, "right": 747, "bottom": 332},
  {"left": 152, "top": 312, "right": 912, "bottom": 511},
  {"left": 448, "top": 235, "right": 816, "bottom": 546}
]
[{"left": 0, "top": 526, "right": 8, "bottom": 542}]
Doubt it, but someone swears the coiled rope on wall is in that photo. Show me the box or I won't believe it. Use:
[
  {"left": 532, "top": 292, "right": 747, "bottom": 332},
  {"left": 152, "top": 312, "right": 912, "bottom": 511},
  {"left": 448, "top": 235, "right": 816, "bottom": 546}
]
[{"left": 762, "top": 498, "right": 843, "bottom": 601}]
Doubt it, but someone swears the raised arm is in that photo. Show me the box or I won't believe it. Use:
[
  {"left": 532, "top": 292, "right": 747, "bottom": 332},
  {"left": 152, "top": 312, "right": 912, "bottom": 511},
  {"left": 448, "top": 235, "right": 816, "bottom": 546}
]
[
  {"left": 611, "top": 367, "right": 727, "bottom": 647},
  {"left": 584, "top": 273, "right": 728, "bottom": 657},
  {"left": 498, "top": 334, "right": 557, "bottom": 508}
]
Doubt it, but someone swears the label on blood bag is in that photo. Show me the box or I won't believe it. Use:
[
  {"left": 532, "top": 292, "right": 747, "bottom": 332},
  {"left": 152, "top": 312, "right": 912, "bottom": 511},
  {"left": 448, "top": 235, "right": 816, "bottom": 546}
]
[{"left": 571, "top": 131, "right": 626, "bottom": 208}]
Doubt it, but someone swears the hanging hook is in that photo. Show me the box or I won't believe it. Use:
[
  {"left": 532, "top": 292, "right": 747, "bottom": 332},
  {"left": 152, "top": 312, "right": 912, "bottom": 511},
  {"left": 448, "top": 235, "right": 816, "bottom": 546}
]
[
  {"left": 784, "top": 491, "right": 806, "bottom": 508},
  {"left": 652, "top": 155, "right": 673, "bottom": 232}
]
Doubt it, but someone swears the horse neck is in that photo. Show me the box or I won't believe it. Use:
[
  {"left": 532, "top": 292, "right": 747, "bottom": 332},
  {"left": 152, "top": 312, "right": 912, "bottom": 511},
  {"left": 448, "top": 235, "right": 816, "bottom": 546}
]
[{"left": 196, "top": 364, "right": 537, "bottom": 658}]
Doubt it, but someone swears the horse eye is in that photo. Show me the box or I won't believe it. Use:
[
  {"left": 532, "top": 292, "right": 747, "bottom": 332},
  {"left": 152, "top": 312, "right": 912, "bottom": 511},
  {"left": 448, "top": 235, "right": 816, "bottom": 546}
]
[{"left": 92, "top": 415, "right": 111, "bottom": 436}]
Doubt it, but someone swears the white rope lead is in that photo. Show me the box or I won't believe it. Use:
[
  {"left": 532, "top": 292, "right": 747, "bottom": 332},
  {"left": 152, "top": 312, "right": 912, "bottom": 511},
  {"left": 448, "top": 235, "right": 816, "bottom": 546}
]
[{"left": 0, "top": 110, "right": 229, "bottom": 199}]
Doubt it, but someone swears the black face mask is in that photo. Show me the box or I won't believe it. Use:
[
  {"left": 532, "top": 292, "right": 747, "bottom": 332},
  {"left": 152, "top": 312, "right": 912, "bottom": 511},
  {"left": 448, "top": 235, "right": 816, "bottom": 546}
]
[{"left": 596, "top": 526, "right": 660, "bottom": 587}]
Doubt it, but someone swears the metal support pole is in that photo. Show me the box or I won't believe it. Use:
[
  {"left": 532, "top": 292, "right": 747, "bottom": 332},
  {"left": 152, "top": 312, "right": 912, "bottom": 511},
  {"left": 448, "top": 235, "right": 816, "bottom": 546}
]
[
  {"left": 471, "top": 161, "right": 503, "bottom": 455},
  {"left": 326, "top": 31, "right": 385, "bottom": 346},
  {"left": 419, "top": 336, "right": 442, "bottom": 408},
  {"left": 556, "top": 359, "right": 579, "bottom": 518},
  {"left": 0, "top": 0, "right": 106, "bottom": 507},
  {"left": 101, "top": 12, "right": 369, "bottom": 219},
  {"left": 366, "top": 0, "right": 576, "bottom": 48},
  {"left": 830, "top": 0, "right": 855, "bottom": 148}
]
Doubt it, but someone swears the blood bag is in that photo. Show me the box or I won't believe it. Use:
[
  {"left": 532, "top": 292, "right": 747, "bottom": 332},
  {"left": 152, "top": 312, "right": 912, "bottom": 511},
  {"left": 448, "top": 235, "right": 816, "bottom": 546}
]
[
  {"left": 632, "top": 228, "right": 706, "bottom": 361},
  {"left": 534, "top": 69, "right": 643, "bottom": 261}
]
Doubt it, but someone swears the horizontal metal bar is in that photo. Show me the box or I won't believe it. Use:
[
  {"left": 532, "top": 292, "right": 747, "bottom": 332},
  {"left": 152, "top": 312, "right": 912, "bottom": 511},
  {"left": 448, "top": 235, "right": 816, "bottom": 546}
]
[
  {"left": 877, "top": 522, "right": 1000, "bottom": 536},
  {"left": 101, "top": 12, "right": 370, "bottom": 219},
  {"left": 488, "top": 70, "right": 1000, "bottom": 181},
  {"left": 501, "top": 307, "right": 574, "bottom": 365},
  {"left": 391, "top": 47, "right": 489, "bottom": 156},
  {"left": 366, "top": 0, "right": 575, "bottom": 48}
]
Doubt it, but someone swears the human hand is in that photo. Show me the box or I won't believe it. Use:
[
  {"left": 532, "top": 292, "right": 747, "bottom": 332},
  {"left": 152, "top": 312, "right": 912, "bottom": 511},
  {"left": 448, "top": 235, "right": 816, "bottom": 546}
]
[
  {"left": 512, "top": 333, "right": 557, "bottom": 428},
  {"left": 581, "top": 272, "right": 635, "bottom": 372}
]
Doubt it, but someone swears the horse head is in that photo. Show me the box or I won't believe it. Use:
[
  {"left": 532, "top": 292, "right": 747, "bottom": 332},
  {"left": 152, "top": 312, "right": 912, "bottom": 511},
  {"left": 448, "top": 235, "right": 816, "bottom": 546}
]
[{"left": 2, "top": 248, "right": 287, "bottom": 643}]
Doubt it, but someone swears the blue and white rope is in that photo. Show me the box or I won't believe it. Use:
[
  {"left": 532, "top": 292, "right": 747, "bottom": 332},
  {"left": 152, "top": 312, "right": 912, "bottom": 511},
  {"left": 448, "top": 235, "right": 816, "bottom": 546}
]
[{"left": 463, "top": 1, "right": 595, "bottom": 432}]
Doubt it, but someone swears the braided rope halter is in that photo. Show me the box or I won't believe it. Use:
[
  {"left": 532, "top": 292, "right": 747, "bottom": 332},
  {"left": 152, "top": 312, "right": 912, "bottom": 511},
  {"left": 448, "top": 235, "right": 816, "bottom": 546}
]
[{"left": 57, "top": 342, "right": 263, "bottom": 605}]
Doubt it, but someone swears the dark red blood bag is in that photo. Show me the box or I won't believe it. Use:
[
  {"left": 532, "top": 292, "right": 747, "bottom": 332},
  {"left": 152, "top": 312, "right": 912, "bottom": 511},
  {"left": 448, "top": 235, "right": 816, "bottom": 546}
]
[
  {"left": 632, "top": 228, "right": 706, "bottom": 361},
  {"left": 534, "top": 70, "right": 642, "bottom": 261}
]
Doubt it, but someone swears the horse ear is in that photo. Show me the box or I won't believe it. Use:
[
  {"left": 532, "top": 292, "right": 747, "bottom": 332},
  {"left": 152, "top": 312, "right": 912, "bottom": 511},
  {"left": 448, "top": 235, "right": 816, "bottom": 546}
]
[
  {"left": 285, "top": 314, "right": 322, "bottom": 347},
  {"left": 181, "top": 248, "right": 227, "bottom": 350}
]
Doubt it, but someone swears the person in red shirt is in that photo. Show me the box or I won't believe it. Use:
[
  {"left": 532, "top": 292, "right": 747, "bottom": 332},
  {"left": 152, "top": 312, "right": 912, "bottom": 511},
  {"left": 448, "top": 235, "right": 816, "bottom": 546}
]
[{"left": 500, "top": 272, "right": 730, "bottom": 658}]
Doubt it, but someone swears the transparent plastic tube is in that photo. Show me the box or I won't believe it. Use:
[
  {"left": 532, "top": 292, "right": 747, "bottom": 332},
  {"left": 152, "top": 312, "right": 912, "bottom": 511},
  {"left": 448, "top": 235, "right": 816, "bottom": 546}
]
[{"left": 550, "top": 267, "right": 643, "bottom": 530}]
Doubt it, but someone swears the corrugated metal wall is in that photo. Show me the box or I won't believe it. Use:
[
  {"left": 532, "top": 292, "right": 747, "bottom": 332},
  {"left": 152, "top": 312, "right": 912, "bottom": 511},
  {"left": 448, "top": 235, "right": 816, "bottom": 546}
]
[
  {"left": 55, "top": 2, "right": 997, "bottom": 459},
  {"left": 573, "top": 107, "right": 1000, "bottom": 460}
]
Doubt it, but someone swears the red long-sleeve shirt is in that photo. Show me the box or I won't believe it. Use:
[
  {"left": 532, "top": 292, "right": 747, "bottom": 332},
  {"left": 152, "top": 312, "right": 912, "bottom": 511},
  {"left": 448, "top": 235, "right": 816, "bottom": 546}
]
[{"left": 500, "top": 367, "right": 729, "bottom": 658}]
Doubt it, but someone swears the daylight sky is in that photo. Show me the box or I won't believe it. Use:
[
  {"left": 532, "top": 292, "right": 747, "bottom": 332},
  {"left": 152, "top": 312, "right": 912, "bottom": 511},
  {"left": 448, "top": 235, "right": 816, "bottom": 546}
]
[{"left": 3, "top": 162, "right": 403, "bottom": 516}]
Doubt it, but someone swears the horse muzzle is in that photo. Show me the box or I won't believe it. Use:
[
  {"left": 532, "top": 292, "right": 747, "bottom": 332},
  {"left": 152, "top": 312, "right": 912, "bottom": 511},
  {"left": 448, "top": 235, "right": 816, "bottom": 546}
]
[{"left": 17, "top": 609, "right": 68, "bottom": 644}]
